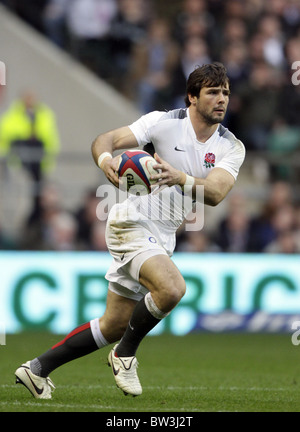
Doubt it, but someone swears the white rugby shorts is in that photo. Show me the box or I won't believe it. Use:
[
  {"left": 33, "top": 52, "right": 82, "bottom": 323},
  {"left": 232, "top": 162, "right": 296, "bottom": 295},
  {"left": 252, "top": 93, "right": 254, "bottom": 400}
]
[{"left": 105, "top": 201, "right": 176, "bottom": 300}]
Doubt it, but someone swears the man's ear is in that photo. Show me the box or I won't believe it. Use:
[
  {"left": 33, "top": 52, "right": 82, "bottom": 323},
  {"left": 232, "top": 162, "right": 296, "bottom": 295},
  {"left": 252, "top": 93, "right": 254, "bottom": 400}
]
[{"left": 188, "top": 94, "right": 197, "bottom": 105}]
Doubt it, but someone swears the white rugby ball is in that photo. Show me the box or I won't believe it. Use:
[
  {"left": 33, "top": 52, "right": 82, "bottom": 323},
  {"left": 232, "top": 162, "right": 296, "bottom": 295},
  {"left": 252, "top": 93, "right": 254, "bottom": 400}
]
[{"left": 117, "top": 150, "right": 159, "bottom": 194}]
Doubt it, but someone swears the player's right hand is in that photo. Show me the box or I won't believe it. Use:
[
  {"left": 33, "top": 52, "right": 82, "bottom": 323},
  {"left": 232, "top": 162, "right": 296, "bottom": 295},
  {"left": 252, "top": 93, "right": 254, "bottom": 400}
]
[{"left": 102, "top": 155, "right": 122, "bottom": 188}]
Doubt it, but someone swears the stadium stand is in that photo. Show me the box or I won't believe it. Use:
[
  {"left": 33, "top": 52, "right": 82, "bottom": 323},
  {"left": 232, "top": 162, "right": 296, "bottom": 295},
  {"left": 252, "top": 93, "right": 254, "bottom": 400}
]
[{"left": 0, "top": 0, "right": 299, "bottom": 253}]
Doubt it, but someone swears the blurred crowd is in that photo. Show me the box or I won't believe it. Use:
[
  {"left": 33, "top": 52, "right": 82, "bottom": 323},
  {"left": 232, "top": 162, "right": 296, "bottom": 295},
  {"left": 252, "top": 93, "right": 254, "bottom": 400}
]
[
  {"left": 1, "top": 179, "right": 299, "bottom": 254},
  {"left": 2, "top": 0, "right": 300, "bottom": 151},
  {"left": 176, "top": 180, "right": 300, "bottom": 253},
  {"left": 0, "top": 0, "right": 300, "bottom": 254}
]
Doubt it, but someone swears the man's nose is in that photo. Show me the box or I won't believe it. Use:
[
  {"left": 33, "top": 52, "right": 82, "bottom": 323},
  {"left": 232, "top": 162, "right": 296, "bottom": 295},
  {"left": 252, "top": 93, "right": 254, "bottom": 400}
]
[{"left": 218, "top": 93, "right": 226, "bottom": 103}]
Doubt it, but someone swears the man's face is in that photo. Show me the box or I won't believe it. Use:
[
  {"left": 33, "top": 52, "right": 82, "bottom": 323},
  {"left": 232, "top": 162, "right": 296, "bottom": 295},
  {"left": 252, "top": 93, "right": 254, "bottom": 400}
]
[{"left": 193, "top": 84, "right": 230, "bottom": 125}]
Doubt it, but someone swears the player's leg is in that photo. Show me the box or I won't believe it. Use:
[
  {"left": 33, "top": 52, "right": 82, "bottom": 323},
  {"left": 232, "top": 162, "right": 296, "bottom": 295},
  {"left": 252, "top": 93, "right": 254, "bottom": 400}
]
[
  {"left": 139, "top": 254, "right": 186, "bottom": 312},
  {"left": 99, "top": 289, "right": 138, "bottom": 343},
  {"left": 108, "top": 254, "right": 186, "bottom": 395},
  {"left": 115, "top": 254, "right": 185, "bottom": 358},
  {"left": 15, "top": 290, "right": 137, "bottom": 398},
  {"left": 31, "top": 290, "right": 136, "bottom": 376}
]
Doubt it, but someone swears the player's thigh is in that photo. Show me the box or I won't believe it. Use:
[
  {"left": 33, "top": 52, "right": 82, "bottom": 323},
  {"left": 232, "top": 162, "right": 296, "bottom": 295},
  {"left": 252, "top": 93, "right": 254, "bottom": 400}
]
[
  {"left": 139, "top": 254, "right": 186, "bottom": 311},
  {"left": 99, "top": 290, "right": 137, "bottom": 343}
]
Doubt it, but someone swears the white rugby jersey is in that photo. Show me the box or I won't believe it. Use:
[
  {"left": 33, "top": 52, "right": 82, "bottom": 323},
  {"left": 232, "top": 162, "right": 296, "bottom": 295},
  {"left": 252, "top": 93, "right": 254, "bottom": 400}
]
[
  {"left": 129, "top": 108, "right": 245, "bottom": 180},
  {"left": 124, "top": 107, "right": 245, "bottom": 231}
]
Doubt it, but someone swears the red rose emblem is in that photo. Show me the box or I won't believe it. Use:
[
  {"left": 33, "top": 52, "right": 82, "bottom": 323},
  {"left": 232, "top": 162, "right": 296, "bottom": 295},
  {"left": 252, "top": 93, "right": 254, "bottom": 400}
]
[{"left": 204, "top": 152, "right": 215, "bottom": 168}]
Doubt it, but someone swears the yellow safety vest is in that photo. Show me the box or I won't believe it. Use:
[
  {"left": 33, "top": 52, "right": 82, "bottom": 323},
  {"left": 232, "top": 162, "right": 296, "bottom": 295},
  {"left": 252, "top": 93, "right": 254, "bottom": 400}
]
[{"left": 0, "top": 100, "right": 60, "bottom": 172}]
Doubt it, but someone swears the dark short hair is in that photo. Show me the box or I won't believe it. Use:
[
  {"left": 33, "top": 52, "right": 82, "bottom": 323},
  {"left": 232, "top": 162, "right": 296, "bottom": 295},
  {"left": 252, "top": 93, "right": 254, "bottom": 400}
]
[{"left": 184, "top": 62, "right": 230, "bottom": 107}]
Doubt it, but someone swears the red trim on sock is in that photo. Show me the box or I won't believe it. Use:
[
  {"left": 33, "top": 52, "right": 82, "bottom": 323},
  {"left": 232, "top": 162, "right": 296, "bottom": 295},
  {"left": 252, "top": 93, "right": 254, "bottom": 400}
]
[{"left": 51, "top": 322, "right": 91, "bottom": 350}]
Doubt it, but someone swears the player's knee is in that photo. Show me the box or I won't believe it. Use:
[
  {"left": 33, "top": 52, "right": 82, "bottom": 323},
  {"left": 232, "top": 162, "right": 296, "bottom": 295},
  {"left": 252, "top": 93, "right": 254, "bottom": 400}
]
[
  {"left": 164, "top": 276, "right": 186, "bottom": 310},
  {"left": 175, "top": 277, "right": 186, "bottom": 302}
]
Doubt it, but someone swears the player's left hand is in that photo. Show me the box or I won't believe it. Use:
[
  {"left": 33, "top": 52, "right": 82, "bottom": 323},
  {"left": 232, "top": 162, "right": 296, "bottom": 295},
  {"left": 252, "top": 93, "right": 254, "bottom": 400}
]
[{"left": 151, "top": 153, "right": 185, "bottom": 189}]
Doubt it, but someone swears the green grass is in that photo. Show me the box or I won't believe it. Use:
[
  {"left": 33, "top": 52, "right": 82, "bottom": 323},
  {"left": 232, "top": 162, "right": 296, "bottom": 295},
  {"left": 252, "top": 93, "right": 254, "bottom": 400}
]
[{"left": 1, "top": 332, "right": 300, "bottom": 412}]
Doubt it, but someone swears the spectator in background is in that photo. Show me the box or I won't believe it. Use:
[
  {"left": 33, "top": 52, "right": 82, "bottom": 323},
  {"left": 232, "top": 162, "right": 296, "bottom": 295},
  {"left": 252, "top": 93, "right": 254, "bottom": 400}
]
[
  {"left": 171, "top": 36, "right": 211, "bottom": 108},
  {"left": 223, "top": 0, "right": 246, "bottom": 20},
  {"left": 295, "top": 203, "right": 300, "bottom": 233},
  {"left": 248, "top": 33, "right": 268, "bottom": 65},
  {"left": 233, "top": 62, "right": 282, "bottom": 150},
  {"left": 20, "top": 182, "right": 62, "bottom": 250},
  {"left": 285, "top": 34, "right": 300, "bottom": 65},
  {"left": 221, "top": 41, "right": 249, "bottom": 131},
  {"left": 173, "top": 0, "right": 213, "bottom": 46},
  {"left": 221, "top": 42, "right": 249, "bottom": 89},
  {"left": 89, "top": 220, "right": 107, "bottom": 251},
  {"left": 43, "top": 0, "right": 69, "bottom": 48},
  {"left": 74, "top": 188, "right": 102, "bottom": 249},
  {"left": 63, "top": 0, "right": 118, "bottom": 79},
  {"left": 2, "top": 0, "right": 300, "bottom": 255},
  {"left": 176, "top": 229, "right": 220, "bottom": 253},
  {"left": 214, "top": 192, "right": 254, "bottom": 252},
  {"left": 257, "top": 14, "right": 285, "bottom": 69},
  {"left": 215, "top": 0, "right": 247, "bottom": 54},
  {"left": 217, "top": 18, "right": 248, "bottom": 60},
  {"left": 267, "top": 117, "right": 300, "bottom": 180},
  {"left": 215, "top": 182, "right": 298, "bottom": 253},
  {"left": 21, "top": 182, "right": 83, "bottom": 251},
  {"left": 0, "top": 91, "right": 60, "bottom": 225},
  {"left": 109, "top": 0, "right": 151, "bottom": 91},
  {"left": 243, "top": 0, "right": 266, "bottom": 33},
  {"left": 0, "top": 221, "right": 17, "bottom": 250},
  {"left": 264, "top": 202, "right": 300, "bottom": 253},
  {"left": 249, "top": 181, "right": 294, "bottom": 252},
  {"left": 280, "top": 0, "right": 300, "bottom": 38},
  {"left": 45, "top": 210, "right": 80, "bottom": 251},
  {"left": 264, "top": 229, "right": 300, "bottom": 253},
  {"left": 270, "top": 202, "right": 296, "bottom": 235},
  {"left": 277, "top": 36, "right": 300, "bottom": 128},
  {"left": 265, "top": 180, "right": 294, "bottom": 214},
  {"left": 127, "top": 17, "right": 179, "bottom": 112}
]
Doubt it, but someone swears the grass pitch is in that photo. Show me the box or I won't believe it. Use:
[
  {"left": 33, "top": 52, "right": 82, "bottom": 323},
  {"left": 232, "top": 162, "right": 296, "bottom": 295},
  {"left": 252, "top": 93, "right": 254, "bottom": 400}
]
[{"left": 1, "top": 331, "right": 300, "bottom": 413}]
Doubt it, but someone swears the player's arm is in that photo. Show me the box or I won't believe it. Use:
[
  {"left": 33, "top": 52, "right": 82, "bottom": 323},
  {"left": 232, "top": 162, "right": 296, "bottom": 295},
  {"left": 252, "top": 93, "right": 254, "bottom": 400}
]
[
  {"left": 193, "top": 167, "right": 235, "bottom": 206},
  {"left": 152, "top": 153, "right": 235, "bottom": 206},
  {"left": 91, "top": 126, "right": 139, "bottom": 187}
]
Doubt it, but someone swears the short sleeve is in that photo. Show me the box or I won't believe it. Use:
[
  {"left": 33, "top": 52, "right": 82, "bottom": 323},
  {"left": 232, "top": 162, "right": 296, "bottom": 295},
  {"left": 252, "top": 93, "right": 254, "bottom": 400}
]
[
  {"left": 128, "top": 111, "right": 165, "bottom": 146},
  {"left": 216, "top": 139, "right": 246, "bottom": 180}
]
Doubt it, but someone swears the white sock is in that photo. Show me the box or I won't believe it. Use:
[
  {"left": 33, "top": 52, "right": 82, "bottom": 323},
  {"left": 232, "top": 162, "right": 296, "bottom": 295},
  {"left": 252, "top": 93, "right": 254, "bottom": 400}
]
[
  {"left": 144, "top": 292, "right": 170, "bottom": 319},
  {"left": 90, "top": 318, "right": 109, "bottom": 349}
]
